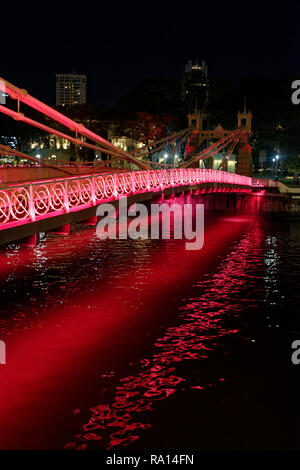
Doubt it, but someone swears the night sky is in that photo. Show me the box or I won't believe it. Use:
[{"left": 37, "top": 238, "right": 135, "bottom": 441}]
[{"left": 0, "top": 2, "right": 296, "bottom": 107}]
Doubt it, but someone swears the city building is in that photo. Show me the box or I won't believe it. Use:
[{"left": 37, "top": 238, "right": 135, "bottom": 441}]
[
  {"left": 181, "top": 59, "right": 209, "bottom": 113},
  {"left": 104, "top": 124, "right": 144, "bottom": 169},
  {"left": 21, "top": 134, "right": 72, "bottom": 162},
  {"left": 56, "top": 73, "right": 87, "bottom": 107}
]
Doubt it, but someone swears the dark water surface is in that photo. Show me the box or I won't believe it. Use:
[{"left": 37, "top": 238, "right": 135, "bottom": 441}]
[{"left": 0, "top": 204, "right": 299, "bottom": 450}]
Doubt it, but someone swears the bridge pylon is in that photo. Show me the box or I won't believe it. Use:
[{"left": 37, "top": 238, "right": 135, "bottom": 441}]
[
  {"left": 236, "top": 103, "right": 253, "bottom": 176},
  {"left": 186, "top": 102, "right": 253, "bottom": 176}
]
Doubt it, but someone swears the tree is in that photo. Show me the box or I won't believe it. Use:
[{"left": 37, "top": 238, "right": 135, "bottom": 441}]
[{"left": 119, "top": 112, "right": 167, "bottom": 146}]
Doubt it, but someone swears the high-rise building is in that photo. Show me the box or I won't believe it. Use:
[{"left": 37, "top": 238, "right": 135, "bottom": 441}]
[
  {"left": 56, "top": 73, "right": 87, "bottom": 107},
  {"left": 181, "top": 60, "right": 209, "bottom": 112}
]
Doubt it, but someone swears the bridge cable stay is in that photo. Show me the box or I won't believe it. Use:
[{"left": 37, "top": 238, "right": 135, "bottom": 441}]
[
  {"left": 0, "top": 78, "right": 194, "bottom": 171},
  {"left": 0, "top": 78, "right": 134, "bottom": 159},
  {"left": 140, "top": 130, "right": 192, "bottom": 169},
  {"left": 0, "top": 78, "right": 245, "bottom": 174},
  {"left": 128, "top": 128, "right": 191, "bottom": 157},
  {"left": 0, "top": 144, "right": 76, "bottom": 176},
  {"left": 181, "top": 129, "right": 241, "bottom": 167},
  {"left": 0, "top": 78, "right": 151, "bottom": 170},
  {"left": 142, "top": 131, "right": 190, "bottom": 161},
  {"left": 217, "top": 136, "right": 240, "bottom": 171},
  {"left": 0, "top": 143, "right": 121, "bottom": 176},
  {"left": 180, "top": 129, "right": 241, "bottom": 168},
  {"left": 81, "top": 129, "right": 191, "bottom": 170},
  {"left": 0, "top": 103, "right": 139, "bottom": 173}
]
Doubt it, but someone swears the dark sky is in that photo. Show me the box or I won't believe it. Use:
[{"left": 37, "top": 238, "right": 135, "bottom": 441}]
[{"left": 0, "top": 2, "right": 296, "bottom": 107}]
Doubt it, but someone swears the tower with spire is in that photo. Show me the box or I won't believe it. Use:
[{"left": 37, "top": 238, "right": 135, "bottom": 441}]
[
  {"left": 237, "top": 98, "right": 252, "bottom": 132},
  {"left": 236, "top": 98, "right": 253, "bottom": 176}
]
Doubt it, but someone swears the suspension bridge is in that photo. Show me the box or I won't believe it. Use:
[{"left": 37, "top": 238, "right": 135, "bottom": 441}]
[{"left": 0, "top": 78, "right": 272, "bottom": 245}]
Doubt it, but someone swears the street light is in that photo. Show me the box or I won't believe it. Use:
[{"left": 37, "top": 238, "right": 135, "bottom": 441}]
[
  {"left": 273, "top": 154, "right": 280, "bottom": 179},
  {"left": 163, "top": 153, "right": 168, "bottom": 169}
]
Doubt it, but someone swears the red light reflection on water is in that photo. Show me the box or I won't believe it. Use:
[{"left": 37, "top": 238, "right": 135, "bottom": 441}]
[
  {"left": 0, "top": 205, "right": 263, "bottom": 449},
  {"left": 65, "top": 223, "right": 264, "bottom": 450}
]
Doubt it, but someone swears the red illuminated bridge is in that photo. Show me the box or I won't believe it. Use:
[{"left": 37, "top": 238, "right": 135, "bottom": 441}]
[
  {"left": 0, "top": 78, "right": 271, "bottom": 245},
  {"left": 0, "top": 167, "right": 271, "bottom": 245}
]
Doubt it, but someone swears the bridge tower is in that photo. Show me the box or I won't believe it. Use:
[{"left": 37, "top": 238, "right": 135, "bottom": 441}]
[
  {"left": 188, "top": 111, "right": 207, "bottom": 132},
  {"left": 236, "top": 100, "right": 253, "bottom": 176},
  {"left": 187, "top": 111, "right": 210, "bottom": 166}
]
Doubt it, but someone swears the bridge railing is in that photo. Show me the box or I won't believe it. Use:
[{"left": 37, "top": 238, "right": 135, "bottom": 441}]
[
  {"left": 251, "top": 178, "right": 279, "bottom": 188},
  {"left": 251, "top": 178, "right": 267, "bottom": 187},
  {"left": 0, "top": 169, "right": 253, "bottom": 228}
]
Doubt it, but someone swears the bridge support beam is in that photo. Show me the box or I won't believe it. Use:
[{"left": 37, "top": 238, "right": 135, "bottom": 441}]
[
  {"left": 20, "top": 233, "right": 39, "bottom": 247},
  {"left": 152, "top": 193, "right": 164, "bottom": 203},
  {"left": 81, "top": 215, "right": 98, "bottom": 226},
  {"left": 48, "top": 223, "right": 72, "bottom": 235},
  {"left": 227, "top": 194, "right": 237, "bottom": 211},
  {"left": 164, "top": 193, "right": 175, "bottom": 200},
  {"left": 236, "top": 196, "right": 242, "bottom": 211}
]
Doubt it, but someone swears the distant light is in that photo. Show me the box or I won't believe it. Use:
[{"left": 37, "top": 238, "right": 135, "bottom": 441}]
[
  {"left": 272, "top": 158, "right": 275, "bottom": 162},
  {"left": 164, "top": 153, "right": 168, "bottom": 159},
  {"left": 276, "top": 154, "right": 280, "bottom": 160},
  {"left": 36, "top": 154, "right": 41, "bottom": 159}
]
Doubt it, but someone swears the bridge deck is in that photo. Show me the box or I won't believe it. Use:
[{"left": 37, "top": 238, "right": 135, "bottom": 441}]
[{"left": 0, "top": 168, "right": 263, "bottom": 245}]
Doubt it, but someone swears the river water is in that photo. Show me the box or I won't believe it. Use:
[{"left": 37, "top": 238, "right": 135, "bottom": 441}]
[{"left": 0, "top": 197, "right": 299, "bottom": 450}]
